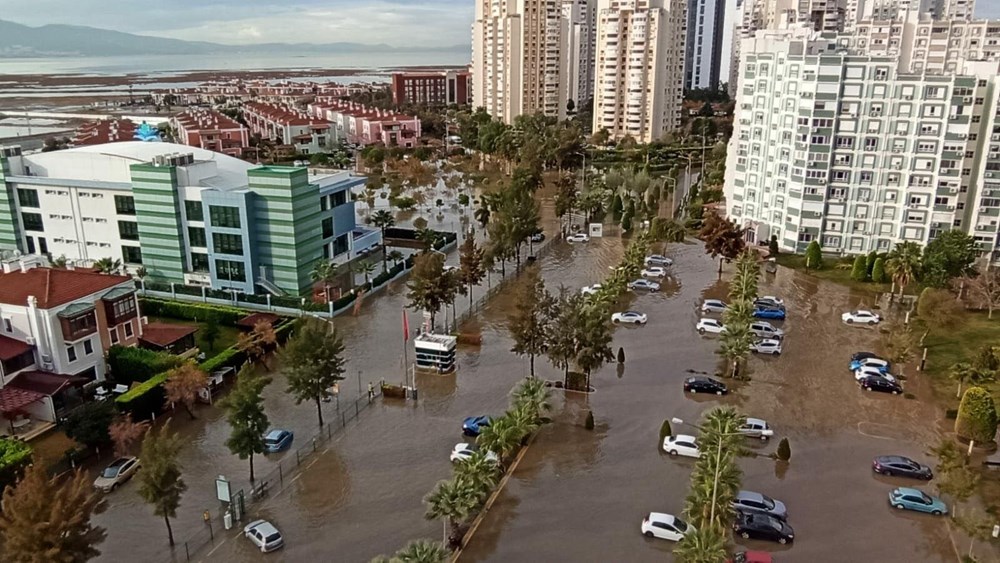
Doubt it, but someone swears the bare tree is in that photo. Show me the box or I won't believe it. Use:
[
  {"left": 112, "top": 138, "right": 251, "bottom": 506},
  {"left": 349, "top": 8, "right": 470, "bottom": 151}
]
[
  {"left": 163, "top": 363, "right": 209, "bottom": 419},
  {"left": 109, "top": 414, "right": 150, "bottom": 457},
  {"left": 965, "top": 269, "right": 1000, "bottom": 319}
]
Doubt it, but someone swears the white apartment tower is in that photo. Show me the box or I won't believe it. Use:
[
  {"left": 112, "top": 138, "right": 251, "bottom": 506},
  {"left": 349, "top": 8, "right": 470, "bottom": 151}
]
[
  {"left": 686, "top": 0, "right": 727, "bottom": 89},
  {"left": 724, "top": 23, "right": 1000, "bottom": 260},
  {"left": 560, "top": 0, "right": 598, "bottom": 113},
  {"left": 593, "top": 0, "right": 688, "bottom": 142}
]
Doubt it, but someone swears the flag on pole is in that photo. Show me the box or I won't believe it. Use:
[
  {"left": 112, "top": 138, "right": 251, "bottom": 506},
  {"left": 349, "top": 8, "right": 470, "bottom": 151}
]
[{"left": 402, "top": 309, "right": 410, "bottom": 342}]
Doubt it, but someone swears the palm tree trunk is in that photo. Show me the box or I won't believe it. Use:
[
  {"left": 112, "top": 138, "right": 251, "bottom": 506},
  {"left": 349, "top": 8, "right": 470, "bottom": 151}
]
[
  {"left": 529, "top": 354, "right": 535, "bottom": 377},
  {"left": 315, "top": 397, "right": 324, "bottom": 427},
  {"left": 164, "top": 515, "right": 175, "bottom": 546},
  {"left": 249, "top": 454, "right": 255, "bottom": 482},
  {"left": 957, "top": 381, "right": 963, "bottom": 399},
  {"left": 443, "top": 518, "right": 449, "bottom": 546},
  {"left": 718, "top": 257, "right": 723, "bottom": 279}
]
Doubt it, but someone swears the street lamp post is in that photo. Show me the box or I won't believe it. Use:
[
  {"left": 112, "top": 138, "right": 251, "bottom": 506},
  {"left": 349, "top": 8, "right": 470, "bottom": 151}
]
[{"left": 671, "top": 416, "right": 739, "bottom": 528}]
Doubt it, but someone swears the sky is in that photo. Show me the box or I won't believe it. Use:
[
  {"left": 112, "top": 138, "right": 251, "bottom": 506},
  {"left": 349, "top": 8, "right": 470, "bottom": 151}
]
[
  {"left": 2, "top": 0, "right": 998, "bottom": 47},
  {"left": 1, "top": 0, "right": 476, "bottom": 47}
]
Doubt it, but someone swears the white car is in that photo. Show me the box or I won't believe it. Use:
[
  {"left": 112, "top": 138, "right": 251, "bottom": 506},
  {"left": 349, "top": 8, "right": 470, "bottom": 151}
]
[
  {"left": 645, "top": 255, "right": 674, "bottom": 267},
  {"left": 244, "top": 520, "right": 284, "bottom": 553},
  {"left": 628, "top": 279, "right": 661, "bottom": 292},
  {"left": 581, "top": 284, "right": 603, "bottom": 296},
  {"left": 450, "top": 443, "right": 499, "bottom": 464},
  {"left": 758, "top": 295, "right": 785, "bottom": 306},
  {"left": 567, "top": 233, "right": 590, "bottom": 243},
  {"left": 842, "top": 310, "right": 881, "bottom": 325},
  {"left": 696, "top": 318, "right": 725, "bottom": 334},
  {"left": 738, "top": 417, "right": 775, "bottom": 440},
  {"left": 854, "top": 366, "right": 897, "bottom": 382},
  {"left": 750, "top": 339, "right": 783, "bottom": 355},
  {"left": 749, "top": 321, "right": 784, "bottom": 339},
  {"left": 641, "top": 266, "right": 668, "bottom": 278},
  {"left": 612, "top": 311, "right": 648, "bottom": 325},
  {"left": 701, "top": 299, "right": 727, "bottom": 314},
  {"left": 641, "top": 512, "right": 695, "bottom": 541},
  {"left": 663, "top": 434, "right": 702, "bottom": 458},
  {"left": 856, "top": 358, "right": 890, "bottom": 371}
]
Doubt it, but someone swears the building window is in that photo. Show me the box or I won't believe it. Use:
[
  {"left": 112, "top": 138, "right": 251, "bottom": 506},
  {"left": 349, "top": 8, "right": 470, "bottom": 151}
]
[
  {"left": 115, "top": 195, "right": 136, "bottom": 215},
  {"left": 216, "top": 260, "right": 246, "bottom": 282},
  {"left": 122, "top": 246, "right": 143, "bottom": 264},
  {"left": 191, "top": 253, "right": 209, "bottom": 272},
  {"left": 188, "top": 227, "right": 207, "bottom": 248},
  {"left": 209, "top": 205, "right": 241, "bottom": 228},
  {"left": 118, "top": 221, "right": 139, "bottom": 241},
  {"left": 109, "top": 328, "right": 119, "bottom": 344},
  {"left": 213, "top": 233, "right": 244, "bottom": 255},
  {"left": 67, "top": 346, "right": 77, "bottom": 362},
  {"left": 17, "top": 189, "right": 39, "bottom": 208},
  {"left": 322, "top": 217, "right": 334, "bottom": 239},
  {"left": 83, "top": 339, "right": 93, "bottom": 355},
  {"left": 2, "top": 318, "right": 10, "bottom": 333},
  {"left": 331, "top": 191, "right": 348, "bottom": 207},
  {"left": 123, "top": 323, "right": 133, "bottom": 338},
  {"left": 185, "top": 200, "right": 204, "bottom": 221},
  {"left": 112, "top": 297, "right": 135, "bottom": 320},
  {"left": 21, "top": 212, "right": 43, "bottom": 232}
]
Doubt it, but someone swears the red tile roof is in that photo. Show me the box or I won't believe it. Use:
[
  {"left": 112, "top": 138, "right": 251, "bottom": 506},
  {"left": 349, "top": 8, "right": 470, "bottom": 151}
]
[
  {"left": 236, "top": 312, "right": 280, "bottom": 329},
  {"left": 72, "top": 119, "right": 138, "bottom": 146},
  {"left": 8, "top": 371, "right": 87, "bottom": 396},
  {"left": 172, "top": 109, "right": 245, "bottom": 132},
  {"left": 139, "top": 322, "right": 198, "bottom": 347},
  {"left": 0, "top": 386, "right": 44, "bottom": 414},
  {"left": 0, "top": 335, "right": 32, "bottom": 361},
  {"left": 0, "top": 267, "right": 132, "bottom": 309}
]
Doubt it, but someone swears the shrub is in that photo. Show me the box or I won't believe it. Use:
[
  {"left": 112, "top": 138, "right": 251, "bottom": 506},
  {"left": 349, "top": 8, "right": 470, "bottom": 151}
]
[
  {"left": 585, "top": 410, "right": 595, "bottom": 430},
  {"left": 617, "top": 347, "right": 625, "bottom": 363},
  {"left": 139, "top": 299, "right": 246, "bottom": 325},
  {"left": 107, "top": 345, "right": 182, "bottom": 385},
  {"left": 768, "top": 235, "right": 779, "bottom": 256},
  {"left": 658, "top": 419, "right": 672, "bottom": 451},
  {"left": 804, "top": 241, "right": 822, "bottom": 269},
  {"left": 199, "top": 345, "right": 248, "bottom": 374},
  {"left": 955, "top": 386, "right": 999, "bottom": 444},
  {"left": 64, "top": 400, "right": 116, "bottom": 448},
  {"left": 865, "top": 251, "right": 878, "bottom": 277},
  {"left": 850, "top": 255, "right": 868, "bottom": 282},
  {"left": 0, "top": 438, "right": 32, "bottom": 492},
  {"left": 871, "top": 257, "right": 887, "bottom": 283},
  {"left": 775, "top": 437, "right": 791, "bottom": 461}
]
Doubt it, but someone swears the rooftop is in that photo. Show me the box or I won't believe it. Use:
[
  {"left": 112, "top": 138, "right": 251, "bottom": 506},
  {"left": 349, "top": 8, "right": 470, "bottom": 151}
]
[
  {"left": 72, "top": 119, "right": 139, "bottom": 146},
  {"left": 0, "top": 334, "right": 32, "bottom": 361},
  {"left": 172, "top": 109, "right": 246, "bottom": 132},
  {"left": 8, "top": 371, "right": 88, "bottom": 396},
  {"left": 139, "top": 322, "right": 198, "bottom": 348},
  {"left": 236, "top": 312, "right": 281, "bottom": 329},
  {"left": 0, "top": 266, "right": 131, "bottom": 309}
]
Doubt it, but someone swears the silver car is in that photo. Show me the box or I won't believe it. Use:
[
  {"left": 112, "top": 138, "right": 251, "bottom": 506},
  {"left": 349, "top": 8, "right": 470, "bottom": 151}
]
[
  {"left": 244, "top": 520, "right": 284, "bottom": 553},
  {"left": 93, "top": 457, "right": 140, "bottom": 493},
  {"left": 738, "top": 417, "right": 774, "bottom": 440},
  {"left": 732, "top": 490, "right": 788, "bottom": 520},
  {"left": 750, "top": 339, "right": 782, "bottom": 355},
  {"left": 701, "top": 299, "right": 727, "bottom": 314},
  {"left": 749, "top": 321, "right": 784, "bottom": 339}
]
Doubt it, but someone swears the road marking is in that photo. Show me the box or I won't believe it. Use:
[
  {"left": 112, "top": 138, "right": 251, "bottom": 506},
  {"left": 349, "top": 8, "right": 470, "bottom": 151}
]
[
  {"left": 290, "top": 473, "right": 302, "bottom": 483},
  {"left": 306, "top": 457, "right": 319, "bottom": 469},
  {"left": 205, "top": 536, "right": 228, "bottom": 558}
]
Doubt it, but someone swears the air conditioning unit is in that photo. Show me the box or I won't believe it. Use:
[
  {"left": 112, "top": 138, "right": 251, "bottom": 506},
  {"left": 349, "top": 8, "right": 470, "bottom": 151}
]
[
  {"left": 818, "top": 179, "right": 827, "bottom": 184},
  {"left": 24, "top": 336, "right": 35, "bottom": 345},
  {"left": 141, "top": 316, "right": 149, "bottom": 326}
]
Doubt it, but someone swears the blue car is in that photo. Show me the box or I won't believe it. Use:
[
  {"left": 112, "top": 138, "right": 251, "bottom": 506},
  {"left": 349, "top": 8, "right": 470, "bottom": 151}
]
[
  {"left": 752, "top": 306, "right": 786, "bottom": 320},
  {"left": 263, "top": 429, "right": 294, "bottom": 453},
  {"left": 889, "top": 487, "right": 948, "bottom": 515},
  {"left": 462, "top": 416, "right": 492, "bottom": 436}
]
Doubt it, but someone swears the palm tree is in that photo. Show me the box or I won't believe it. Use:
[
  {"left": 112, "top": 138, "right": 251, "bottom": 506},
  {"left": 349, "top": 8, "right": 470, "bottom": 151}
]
[
  {"left": 656, "top": 219, "right": 687, "bottom": 243},
  {"left": 728, "top": 272, "right": 758, "bottom": 304},
  {"left": 718, "top": 323, "right": 752, "bottom": 378},
  {"left": 93, "top": 257, "right": 123, "bottom": 275},
  {"left": 886, "top": 241, "right": 923, "bottom": 297},
  {"left": 388, "top": 249, "right": 405, "bottom": 267},
  {"left": 370, "top": 209, "right": 396, "bottom": 269},
  {"left": 949, "top": 361, "right": 996, "bottom": 398},
  {"left": 477, "top": 415, "right": 524, "bottom": 463},
  {"left": 356, "top": 261, "right": 377, "bottom": 286},
  {"left": 416, "top": 228, "right": 438, "bottom": 252},
  {"left": 510, "top": 377, "right": 551, "bottom": 423},
  {"left": 390, "top": 540, "right": 450, "bottom": 563},
  {"left": 424, "top": 478, "right": 478, "bottom": 547},
  {"left": 454, "top": 452, "right": 500, "bottom": 502},
  {"left": 507, "top": 404, "right": 540, "bottom": 444},
  {"left": 311, "top": 260, "right": 341, "bottom": 302},
  {"left": 474, "top": 203, "right": 491, "bottom": 229},
  {"left": 673, "top": 524, "right": 729, "bottom": 563}
]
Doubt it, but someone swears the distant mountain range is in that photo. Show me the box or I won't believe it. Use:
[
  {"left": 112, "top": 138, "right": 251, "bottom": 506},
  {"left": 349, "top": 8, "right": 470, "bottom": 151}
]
[{"left": 0, "top": 19, "right": 469, "bottom": 57}]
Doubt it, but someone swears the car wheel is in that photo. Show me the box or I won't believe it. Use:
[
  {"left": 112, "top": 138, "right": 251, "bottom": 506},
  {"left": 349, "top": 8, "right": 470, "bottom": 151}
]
[
  {"left": 644, "top": 531, "right": 654, "bottom": 538},
  {"left": 111, "top": 483, "right": 118, "bottom": 491},
  {"left": 751, "top": 349, "right": 758, "bottom": 354},
  {"left": 883, "top": 470, "right": 892, "bottom": 477},
  {"left": 774, "top": 351, "right": 781, "bottom": 356},
  {"left": 760, "top": 435, "right": 769, "bottom": 441},
  {"left": 847, "top": 318, "right": 854, "bottom": 324},
  {"left": 613, "top": 319, "right": 620, "bottom": 324},
  {"left": 868, "top": 320, "right": 876, "bottom": 325},
  {"left": 698, "top": 328, "right": 706, "bottom": 334},
  {"left": 778, "top": 538, "right": 788, "bottom": 545},
  {"left": 933, "top": 510, "right": 942, "bottom": 515},
  {"left": 924, "top": 474, "right": 934, "bottom": 481},
  {"left": 894, "top": 503, "right": 905, "bottom": 510},
  {"left": 669, "top": 450, "right": 678, "bottom": 456},
  {"left": 741, "top": 532, "right": 750, "bottom": 539}
]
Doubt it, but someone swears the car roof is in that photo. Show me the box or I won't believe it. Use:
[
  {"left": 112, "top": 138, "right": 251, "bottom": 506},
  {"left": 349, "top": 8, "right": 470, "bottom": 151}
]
[
  {"left": 673, "top": 434, "right": 697, "bottom": 442},
  {"left": 877, "top": 455, "right": 912, "bottom": 463},
  {"left": 688, "top": 376, "right": 717, "bottom": 383},
  {"left": 249, "top": 520, "right": 280, "bottom": 535},
  {"left": 894, "top": 486, "right": 925, "bottom": 496},
  {"left": 625, "top": 311, "right": 642, "bottom": 315},
  {"left": 736, "top": 490, "right": 765, "bottom": 502},
  {"left": 109, "top": 457, "right": 133, "bottom": 467},
  {"left": 454, "top": 442, "right": 472, "bottom": 450},
  {"left": 705, "top": 299, "right": 724, "bottom": 304},
  {"left": 648, "top": 512, "right": 677, "bottom": 523},
  {"left": 757, "top": 339, "right": 780, "bottom": 345},
  {"left": 265, "top": 429, "right": 287, "bottom": 439},
  {"left": 745, "top": 417, "right": 767, "bottom": 426}
]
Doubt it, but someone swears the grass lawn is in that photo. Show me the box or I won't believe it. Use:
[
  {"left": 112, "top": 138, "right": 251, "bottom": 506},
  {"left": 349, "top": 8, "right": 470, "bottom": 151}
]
[
  {"left": 921, "top": 309, "right": 1000, "bottom": 408},
  {"left": 147, "top": 316, "right": 240, "bottom": 356},
  {"left": 774, "top": 253, "right": 890, "bottom": 295}
]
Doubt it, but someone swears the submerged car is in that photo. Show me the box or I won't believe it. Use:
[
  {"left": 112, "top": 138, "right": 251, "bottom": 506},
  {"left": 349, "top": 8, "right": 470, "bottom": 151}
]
[
  {"left": 641, "top": 512, "right": 695, "bottom": 541},
  {"left": 628, "top": 279, "right": 661, "bottom": 292},
  {"left": 737, "top": 417, "right": 774, "bottom": 440},
  {"left": 663, "top": 434, "right": 702, "bottom": 458},
  {"left": 641, "top": 266, "right": 668, "bottom": 278},
  {"left": 645, "top": 255, "right": 674, "bottom": 267},
  {"left": 450, "top": 443, "right": 499, "bottom": 464},
  {"left": 581, "top": 284, "right": 603, "bottom": 296},
  {"left": 696, "top": 318, "right": 725, "bottom": 334},
  {"left": 462, "top": 416, "right": 492, "bottom": 436},
  {"left": 684, "top": 376, "right": 728, "bottom": 395},
  {"left": 263, "top": 429, "right": 294, "bottom": 453},
  {"left": 842, "top": 310, "right": 881, "bottom": 325},
  {"left": 889, "top": 487, "right": 947, "bottom": 515},
  {"left": 849, "top": 357, "right": 891, "bottom": 372},
  {"left": 750, "top": 339, "right": 783, "bottom": 355},
  {"left": 873, "top": 455, "right": 933, "bottom": 480},
  {"left": 94, "top": 457, "right": 140, "bottom": 492},
  {"left": 732, "top": 490, "right": 788, "bottom": 520},
  {"left": 701, "top": 299, "right": 728, "bottom": 314},
  {"left": 749, "top": 321, "right": 784, "bottom": 339},
  {"left": 567, "top": 233, "right": 590, "bottom": 243},
  {"left": 753, "top": 306, "right": 786, "bottom": 320},
  {"left": 733, "top": 511, "right": 795, "bottom": 544},
  {"left": 244, "top": 519, "right": 285, "bottom": 552},
  {"left": 612, "top": 311, "right": 648, "bottom": 325},
  {"left": 859, "top": 375, "right": 903, "bottom": 394}
]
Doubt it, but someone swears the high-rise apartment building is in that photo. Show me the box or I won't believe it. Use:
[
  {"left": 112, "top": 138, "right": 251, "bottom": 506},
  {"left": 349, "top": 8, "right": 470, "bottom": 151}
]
[
  {"left": 685, "top": 0, "right": 727, "bottom": 89},
  {"left": 560, "top": 0, "right": 598, "bottom": 112},
  {"left": 724, "top": 23, "right": 1000, "bottom": 259},
  {"left": 593, "top": 0, "right": 688, "bottom": 142}
]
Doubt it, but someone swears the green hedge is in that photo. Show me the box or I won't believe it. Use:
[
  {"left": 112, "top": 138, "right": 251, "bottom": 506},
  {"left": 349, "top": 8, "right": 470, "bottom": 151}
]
[
  {"left": 199, "top": 346, "right": 248, "bottom": 374},
  {"left": 139, "top": 299, "right": 247, "bottom": 326},
  {"left": 107, "top": 345, "right": 182, "bottom": 385},
  {"left": 0, "top": 438, "right": 32, "bottom": 493},
  {"left": 115, "top": 371, "right": 170, "bottom": 421}
]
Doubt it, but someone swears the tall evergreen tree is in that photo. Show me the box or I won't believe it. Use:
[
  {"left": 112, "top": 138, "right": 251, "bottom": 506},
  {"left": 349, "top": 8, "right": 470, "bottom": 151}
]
[
  {"left": 220, "top": 367, "right": 271, "bottom": 482},
  {"left": 136, "top": 422, "right": 186, "bottom": 546},
  {"left": 281, "top": 317, "right": 346, "bottom": 427},
  {"left": 508, "top": 268, "right": 554, "bottom": 377}
]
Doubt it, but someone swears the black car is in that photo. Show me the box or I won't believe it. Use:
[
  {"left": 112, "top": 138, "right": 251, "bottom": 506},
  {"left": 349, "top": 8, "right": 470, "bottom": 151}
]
[
  {"left": 851, "top": 351, "right": 881, "bottom": 362},
  {"left": 859, "top": 375, "right": 903, "bottom": 395},
  {"left": 733, "top": 511, "right": 795, "bottom": 544},
  {"left": 684, "top": 376, "right": 728, "bottom": 395},
  {"left": 873, "top": 455, "right": 933, "bottom": 480}
]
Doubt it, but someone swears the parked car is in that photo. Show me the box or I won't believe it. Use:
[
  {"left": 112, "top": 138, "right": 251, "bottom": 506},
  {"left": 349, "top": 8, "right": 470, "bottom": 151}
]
[
  {"left": 612, "top": 311, "right": 648, "bottom": 325},
  {"left": 849, "top": 357, "right": 891, "bottom": 373},
  {"left": 733, "top": 511, "right": 795, "bottom": 544},
  {"left": 750, "top": 339, "right": 783, "bottom": 355},
  {"left": 663, "top": 434, "right": 702, "bottom": 458},
  {"left": 873, "top": 455, "right": 933, "bottom": 480},
  {"left": 749, "top": 321, "right": 784, "bottom": 339},
  {"left": 753, "top": 306, "right": 786, "bottom": 320},
  {"left": 852, "top": 351, "right": 882, "bottom": 362},
  {"left": 732, "top": 490, "right": 788, "bottom": 520},
  {"left": 628, "top": 279, "right": 661, "bottom": 292},
  {"left": 645, "top": 255, "right": 674, "bottom": 267},
  {"left": 641, "top": 266, "right": 668, "bottom": 278},
  {"left": 263, "top": 429, "right": 294, "bottom": 453},
  {"left": 529, "top": 232, "right": 545, "bottom": 243},
  {"left": 244, "top": 519, "right": 285, "bottom": 552},
  {"left": 581, "top": 284, "right": 603, "bottom": 296},
  {"left": 94, "top": 457, "right": 140, "bottom": 492},
  {"left": 859, "top": 375, "right": 903, "bottom": 395},
  {"left": 889, "top": 487, "right": 947, "bottom": 515},
  {"left": 754, "top": 297, "right": 785, "bottom": 309},
  {"left": 854, "top": 366, "right": 897, "bottom": 382},
  {"left": 641, "top": 512, "right": 695, "bottom": 541},
  {"left": 696, "top": 318, "right": 726, "bottom": 334},
  {"left": 738, "top": 417, "right": 774, "bottom": 440},
  {"left": 462, "top": 416, "right": 492, "bottom": 436},
  {"left": 567, "top": 233, "right": 590, "bottom": 243},
  {"left": 450, "top": 443, "right": 499, "bottom": 464},
  {"left": 842, "top": 310, "right": 881, "bottom": 325},
  {"left": 701, "top": 299, "right": 728, "bottom": 314},
  {"left": 684, "top": 376, "right": 728, "bottom": 395}
]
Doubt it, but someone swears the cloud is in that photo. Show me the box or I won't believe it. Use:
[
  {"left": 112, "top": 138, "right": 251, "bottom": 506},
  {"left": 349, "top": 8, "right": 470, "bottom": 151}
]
[{"left": 2, "top": 0, "right": 474, "bottom": 47}]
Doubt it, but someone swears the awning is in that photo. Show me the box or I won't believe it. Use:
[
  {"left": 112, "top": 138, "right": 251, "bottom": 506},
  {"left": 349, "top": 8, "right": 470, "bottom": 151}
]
[
  {"left": 0, "top": 335, "right": 33, "bottom": 361},
  {"left": 0, "top": 386, "right": 44, "bottom": 414},
  {"left": 139, "top": 322, "right": 198, "bottom": 348},
  {"left": 8, "top": 371, "right": 88, "bottom": 396}
]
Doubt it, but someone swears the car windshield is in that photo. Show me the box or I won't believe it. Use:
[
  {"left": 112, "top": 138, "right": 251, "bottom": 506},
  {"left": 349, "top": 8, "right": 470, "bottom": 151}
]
[
  {"left": 265, "top": 533, "right": 281, "bottom": 542},
  {"left": 760, "top": 495, "right": 775, "bottom": 509},
  {"left": 919, "top": 493, "right": 932, "bottom": 503},
  {"left": 102, "top": 466, "right": 120, "bottom": 478},
  {"left": 673, "top": 518, "right": 688, "bottom": 532}
]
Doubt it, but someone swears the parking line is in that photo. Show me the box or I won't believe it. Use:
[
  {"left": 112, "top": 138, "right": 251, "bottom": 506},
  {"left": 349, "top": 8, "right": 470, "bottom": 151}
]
[{"left": 205, "top": 536, "right": 228, "bottom": 558}]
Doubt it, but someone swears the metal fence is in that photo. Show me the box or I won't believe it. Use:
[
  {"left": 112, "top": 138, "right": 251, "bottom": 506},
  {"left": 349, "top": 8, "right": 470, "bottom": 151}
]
[{"left": 156, "top": 388, "right": 383, "bottom": 563}]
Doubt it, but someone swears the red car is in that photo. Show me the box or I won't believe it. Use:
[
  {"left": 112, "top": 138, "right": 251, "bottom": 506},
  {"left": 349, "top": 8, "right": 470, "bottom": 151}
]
[{"left": 729, "top": 552, "right": 773, "bottom": 563}]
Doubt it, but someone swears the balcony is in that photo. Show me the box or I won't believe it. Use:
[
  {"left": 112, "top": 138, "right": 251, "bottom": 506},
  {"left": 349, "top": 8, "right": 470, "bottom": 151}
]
[{"left": 58, "top": 304, "right": 97, "bottom": 342}]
